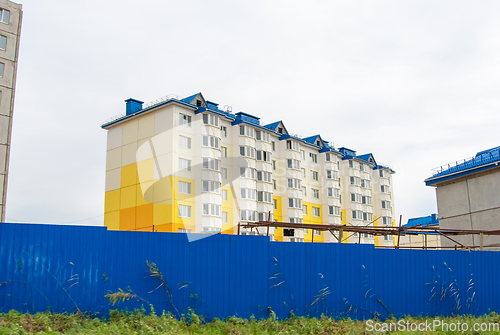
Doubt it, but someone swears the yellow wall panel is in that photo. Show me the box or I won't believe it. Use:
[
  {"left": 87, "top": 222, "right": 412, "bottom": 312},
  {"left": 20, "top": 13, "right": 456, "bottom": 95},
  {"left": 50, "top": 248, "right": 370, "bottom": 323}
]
[
  {"left": 104, "top": 211, "right": 120, "bottom": 230},
  {"left": 120, "top": 185, "right": 137, "bottom": 209},
  {"left": 155, "top": 223, "right": 174, "bottom": 233},
  {"left": 137, "top": 158, "right": 154, "bottom": 183},
  {"left": 136, "top": 204, "right": 154, "bottom": 230},
  {"left": 137, "top": 180, "right": 153, "bottom": 206},
  {"left": 153, "top": 204, "right": 171, "bottom": 226},
  {"left": 104, "top": 190, "right": 121, "bottom": 213},
  {"left": 121, "top": 164, "right": 138, "bottom": 188},
  {"left": 120, "top": 207, "right": 136, "bottom": 231}
]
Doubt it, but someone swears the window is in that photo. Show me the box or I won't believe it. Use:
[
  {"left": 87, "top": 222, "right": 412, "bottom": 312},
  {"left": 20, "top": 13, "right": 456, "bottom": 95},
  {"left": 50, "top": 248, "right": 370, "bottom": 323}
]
[
  {"left": 350, "top": 176, "right": 361, "bottom": 186},
  {"left": 239, "top": 125, "right": 255, "bottom": 138},
  {"left": 382, "top": 201, "right": 391, "bottom": 210},
  {"left": 179, "top": 135, "right": 191, "bottom": 149},
  {"left": 202, "top": 203, "right": 221, "bottom": 217},
  {"left": 178, "top": 181, "right": 191, "bottom": 195},
  {"left": 178, "top": 158, "right": 191, "bottom": 172},
  {"left": 273, "top": 179, "right": 277, "bottom": 189},
  {"left": 202, "top": 135, "right": 220, "bottom": 149},
  {"left": 241, "top": 210, "right": 257, "bottom": 222},
  {"left": 257, "top": 191, "right": 273, "bottom": 203},
  {"left": 258, "top": 212, "right": 273, "bottom": 221},
  {"left": 302, "top": 205, "right": 308, "bottom": 215},
  {"left": 256, "top": 150, "right": 272, "bottom": 162},
  {"left": 255, "top": 131, "right": 270, "bottom": 142},
  {"left": 222, "top": 211, "right": 228, "bottom": 223},
  {"left": 0, "top": 9, "right": 9, "bottom": 24},
  {"left": 363, "top": 212, "right": 373, "bottom": 222},
  {"left": 239, "top": 146, "right": 256, "bottom": 158},
  {"left": 360, "top": 164, "right": 365, "bottom": 172},
  {"left": 313, "top": 230, "right": 321, "bottom": 236},
  {"left": 384, "top": 235, "right": 394, "bottom": 241},
  {"left": 287, "top": 159, "right": 301, "bottom": 170},
  {"left": 327, "top": 187, "right": 340, "bottom": 198},
  {"left": 352, "top": 210, "right": 363, "bottom": 220},
  {"left": 301, "top": 150, "right": 305, "bottom": 160},
  {"left": 312, "top": 188, "right": 319, "bottom": 199},
  {"left": 0, "top": 62, "right": 4, "bottom": 78},
  {"left": 325, "top": 153, "right": 331, "bottom": 161},
  {"left": 287, "top": 178, "right": 301, "bottom": 189},
  {"left": 271, "top": 141, "right": 276, "bottom": 151},
  {"left": 312, "top": 206, "right": 321, "bottom": 217},
  {"left": 379, "top": 170, "right": 388, "bottom": 178},
  {"left": 222, "top": 189, "right": 228, "bottom": 201},
  {"left": 202, "top": 180, "right": 221, "bottom": 194},
  {"left": 178, "top": 228, "right": 191, "bottom": 233},
  {"left": 272, "top": 160, "right": 276, "bottom": 170},
  {"left": 283, "top": 228, "right": 294, "bottom": 236},
  {"left": 326, "top": 170, "right": 339, "bottom": 180},
  {"left": 202, "top": 158, "right": 220, "bottom": 171},
  {"left": 221, "top": 146, "right": 227, "bottom": 157},
  {"left": 381, "top": 185, "right": 390, "bottom": 193},
  {"left": 196, "top": 100, "right": 202, "bottom": 107},
  {"left": 0, "top": 35, "right": 6, "bottom": 50},
  {"left": 278, "top": 127, "right": 283, "bottom": 134},
  {"left": 202, "top": 113, "right": 220, "bottom": 127},
  {"left": 257, "top": 171, "right": 272, "bottom": 183},
  {"left": 289, "top": 217, "right": 303, "bottom": 224},
  {"left": 351, "top": 193, "right": 362, "bottom": 203},
  {"left": 382, "top": 217, "right": 392, "bottom": 225},
  {"left": 273, "top": 199, "right": 277, "bottom": 210},
  {"left": 221, "top": 126, "right": 227, "bottom": 137},
  {"left": 240, "top": 188, "right": 257, "bottom": 200},
  {"left": 328, "top": 206, "right": 341, "bottom": 216},
  {"left": 288, "top": 197, "right": 302, "bottom": 209},
  {"left": 240, "top": 167, "right": 256, "bottom": 179},
  {"left": 361, "top": 179, "right": 371, "bottom": 188},
  {"left": 361, "top": 195, "right": 372, "bottom": 205},
  {"left": 286, "top": 140, "right": 300, "bottom": 151},
  {"left": 302, "top": 186, "right": 306, "bottom": 196},
  {"left": 311, "top": 170, "right": 319, "bottom": 181},
  {"left": 310, "top": 153, "right": 318, "bottom": 163},
  {"left": 179, "top": 113, "right": 191, "bottom": 126},
  {"left": 301, "top": 168, "right": 306, "bottom": 178},
  {"left": 221, "top": 168, "right": 227, "bottom": 179},
  {"left": 178, "top": 204, "right": 191, "bottom": 218}
]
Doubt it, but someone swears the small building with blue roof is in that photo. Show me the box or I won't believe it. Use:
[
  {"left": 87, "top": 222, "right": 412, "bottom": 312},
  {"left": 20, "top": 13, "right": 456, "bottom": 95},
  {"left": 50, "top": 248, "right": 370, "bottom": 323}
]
[{"left": 425, "top": 147, "right": 500, "bottom": 250}]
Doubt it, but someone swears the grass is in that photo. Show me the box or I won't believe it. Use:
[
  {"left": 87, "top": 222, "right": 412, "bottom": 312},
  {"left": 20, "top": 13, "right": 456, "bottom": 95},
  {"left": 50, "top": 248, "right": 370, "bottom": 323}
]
[{"left": 0, "top": 310, "right": 500, "bottom": 334}]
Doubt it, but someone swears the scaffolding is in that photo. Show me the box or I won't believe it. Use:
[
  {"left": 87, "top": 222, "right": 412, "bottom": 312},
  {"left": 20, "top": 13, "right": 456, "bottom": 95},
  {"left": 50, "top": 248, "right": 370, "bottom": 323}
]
[{"left": 238, "top": 216, "right": 500, "bottom": 251}]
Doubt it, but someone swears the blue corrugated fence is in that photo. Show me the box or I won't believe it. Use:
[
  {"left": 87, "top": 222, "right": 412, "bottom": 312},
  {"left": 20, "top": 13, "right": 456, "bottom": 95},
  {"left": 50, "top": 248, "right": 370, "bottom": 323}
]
[{"left": 1, "top": 223, "right": 499, "bottom": 319}]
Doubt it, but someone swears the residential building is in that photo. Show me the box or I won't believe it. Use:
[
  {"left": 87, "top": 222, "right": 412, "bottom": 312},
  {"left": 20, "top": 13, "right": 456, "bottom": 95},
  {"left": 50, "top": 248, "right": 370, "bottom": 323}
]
[
  {"left": 399, "top": 214, "right": 440, "bottom": 249},
  {"left": 425, "top": 147, "right": 500, "bottom": 250},
  {"left": 0, "top": 0, "right": 21, "bottom": 222},
  {"left": 102, "top": 92, "right": 396, "bottom": 245}
]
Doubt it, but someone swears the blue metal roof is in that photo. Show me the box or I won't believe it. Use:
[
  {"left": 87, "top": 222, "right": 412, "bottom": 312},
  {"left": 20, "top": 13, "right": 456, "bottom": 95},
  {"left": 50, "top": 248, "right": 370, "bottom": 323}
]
[
  {"left": 425, "top": 146, "right": 500, "bottom": 186},
  {"left": 403, "top": 214, "right": 439, "bottom": 228},
  {"left": 181, "top": 93, "right": 202, "bottom": 104}
]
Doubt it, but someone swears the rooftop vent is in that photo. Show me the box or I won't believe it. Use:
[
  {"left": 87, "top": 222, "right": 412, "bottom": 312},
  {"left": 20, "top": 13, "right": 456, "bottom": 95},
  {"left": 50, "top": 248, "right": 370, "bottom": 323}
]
[{"left": 125, "top": 98, "right": 144, "bottom": 116}]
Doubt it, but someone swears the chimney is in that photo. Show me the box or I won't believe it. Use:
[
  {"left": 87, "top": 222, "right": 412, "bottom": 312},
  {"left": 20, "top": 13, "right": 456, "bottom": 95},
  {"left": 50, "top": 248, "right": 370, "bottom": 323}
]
[{"left": 125, "top": 98, "right": 144, "bottom": 116}]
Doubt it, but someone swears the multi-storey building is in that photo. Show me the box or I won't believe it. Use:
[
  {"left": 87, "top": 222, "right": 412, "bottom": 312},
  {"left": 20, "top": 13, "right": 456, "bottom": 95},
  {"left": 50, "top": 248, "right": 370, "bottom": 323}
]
[
  {"left": 102, "top": 92, "right": 396, "bottom": 245},
  {"left": 0, "top": 0, "right": 21, "bottom": 222}
]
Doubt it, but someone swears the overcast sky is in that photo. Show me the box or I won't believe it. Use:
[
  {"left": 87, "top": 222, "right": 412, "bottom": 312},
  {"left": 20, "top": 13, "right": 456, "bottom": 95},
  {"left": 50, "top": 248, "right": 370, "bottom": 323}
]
[{"left": 6, "top": 0, "right": 500, "bottom": 226}]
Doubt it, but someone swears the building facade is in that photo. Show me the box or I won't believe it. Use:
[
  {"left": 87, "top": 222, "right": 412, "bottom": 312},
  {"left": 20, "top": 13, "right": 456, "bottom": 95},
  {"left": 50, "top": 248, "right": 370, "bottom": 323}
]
[
  {"left": 0, "top": 0, "right": 21, "bottom": 222},
  {"left": 102, "top": 93, "right": 396, "bottom": 245},
  {"left": 425, "top": 146, "right": 500, "bottom": 250}
]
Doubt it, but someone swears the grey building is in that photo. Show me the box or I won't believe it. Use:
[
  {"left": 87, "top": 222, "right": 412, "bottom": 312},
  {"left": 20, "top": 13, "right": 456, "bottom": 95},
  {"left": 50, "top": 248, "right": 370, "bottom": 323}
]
[
  {"left": 0, "top": 0, "right": 21, "bottom": 222},
  {"left": 425, "top": 147, "right": 500, "bottom": 250}
]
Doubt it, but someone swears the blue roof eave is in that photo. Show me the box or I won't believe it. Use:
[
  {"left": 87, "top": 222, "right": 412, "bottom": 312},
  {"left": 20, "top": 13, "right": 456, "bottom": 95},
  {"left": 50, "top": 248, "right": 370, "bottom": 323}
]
[
  {"left": 101, "top": 99, "right": 197, "bottom": 129},
  {"left": 425, "top": 162, "right": 500, "bottom": 186}
]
